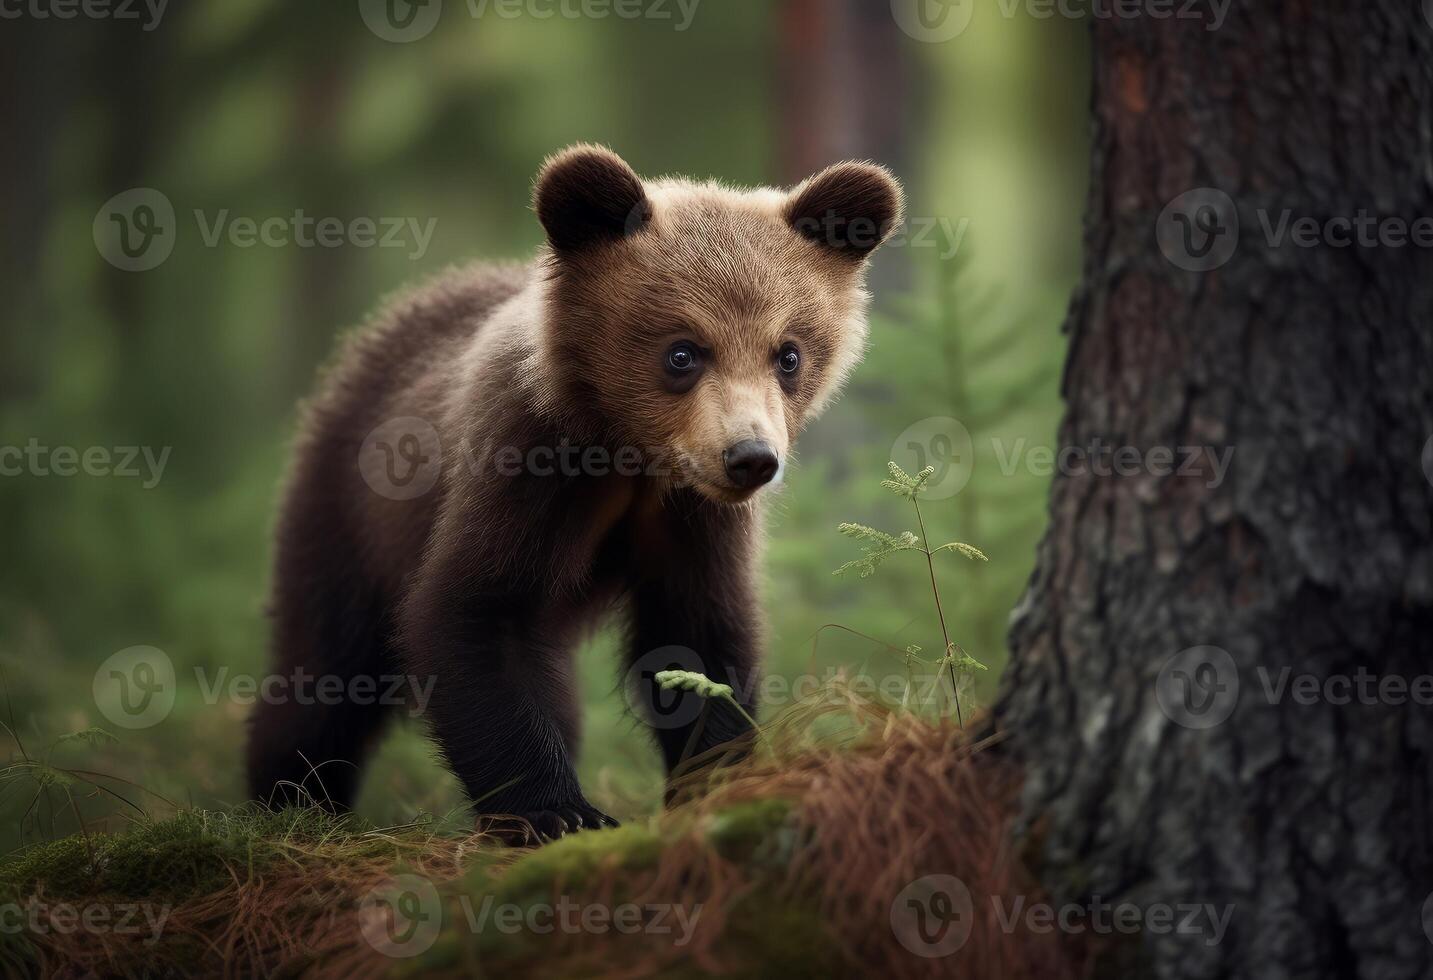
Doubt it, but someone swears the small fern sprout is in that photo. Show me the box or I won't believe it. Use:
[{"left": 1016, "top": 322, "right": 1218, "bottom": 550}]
[
  {"left": 899, "top": 645, "right": 924, "bottom": 713},
  {"left": 55, "top": 727, "right": 120, "bottom": 748},
  {"left": 880, "top": 461, "right": 935, "bottom": 499},
  {"left": 833, "top": 461, "right": 989, "bottom": 726}
]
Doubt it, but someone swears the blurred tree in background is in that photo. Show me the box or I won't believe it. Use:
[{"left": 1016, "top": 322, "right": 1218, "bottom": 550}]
[{"left": 0, "top": 1, "right": 1087, "bottom": 849}]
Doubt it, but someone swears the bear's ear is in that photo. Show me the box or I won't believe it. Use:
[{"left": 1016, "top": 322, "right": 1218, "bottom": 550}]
[
  {"left": 534, "top": 144, "right": 652, "bottom": 254},
  {"left": 785, "top": 161, "right": 904, "bottom": 260}
]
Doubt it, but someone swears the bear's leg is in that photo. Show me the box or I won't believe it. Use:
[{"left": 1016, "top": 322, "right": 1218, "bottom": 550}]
[
  {"left": 401, "top": 592, "right": 616, "bottom": 843},
  {"left": 246, "top": 580, "right": 398, "bottom": 811},
  {"left": 626, "top": 577, "right": 762, "bottom": 785}
]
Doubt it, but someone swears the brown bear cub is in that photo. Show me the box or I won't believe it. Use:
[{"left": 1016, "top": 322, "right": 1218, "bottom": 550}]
[{"left": 246, "top": 145, "right": 903, "bottom": 842}]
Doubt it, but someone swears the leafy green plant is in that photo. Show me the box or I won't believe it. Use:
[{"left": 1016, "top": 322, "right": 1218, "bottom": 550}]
[
  {"left": 834, "top": 462, "right": 988, "bottom": 725},
  {"left": 0, "top": 704, "right": 171, "bottom": 845}
]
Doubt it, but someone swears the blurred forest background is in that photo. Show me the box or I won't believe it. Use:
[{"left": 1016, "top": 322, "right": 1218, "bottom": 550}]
[{"left": 0, "top": 0, "right": 1088, "bottom": 850}]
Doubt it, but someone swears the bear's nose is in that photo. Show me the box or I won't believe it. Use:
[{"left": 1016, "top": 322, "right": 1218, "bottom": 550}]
[{"left": 722, "top": 440, "right": 780, "bottom": 489}]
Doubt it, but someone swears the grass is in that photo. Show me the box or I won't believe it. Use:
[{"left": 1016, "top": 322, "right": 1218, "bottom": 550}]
[{"left": 0, "top": 689, "right": 1092, "bottom": 979}]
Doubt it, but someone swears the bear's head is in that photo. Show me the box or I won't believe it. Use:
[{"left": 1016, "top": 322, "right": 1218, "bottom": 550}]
[{"left": 532, "top": 144, "right": 903, "bottom": 504}]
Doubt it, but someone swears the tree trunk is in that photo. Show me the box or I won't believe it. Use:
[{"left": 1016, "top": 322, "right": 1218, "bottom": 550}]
[
  {"left": 774, "top": 0, "right": 914, "bottom": 185},
  {"left": 994, "top": 4, "right": 1433, "bottom": 979}
]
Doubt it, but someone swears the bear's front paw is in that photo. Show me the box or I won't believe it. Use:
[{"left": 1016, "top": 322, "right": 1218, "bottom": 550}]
[{"left": 477, "top": 802, "right": 619, "bottom": 847}]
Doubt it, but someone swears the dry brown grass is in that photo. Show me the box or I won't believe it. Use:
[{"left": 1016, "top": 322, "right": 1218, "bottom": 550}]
[{"left": 9, "top": 691, "right": 1089, "bottom": 979}]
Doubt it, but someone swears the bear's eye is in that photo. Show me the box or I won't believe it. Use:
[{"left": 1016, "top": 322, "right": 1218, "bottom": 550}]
[
  {"left": 777, "top": 344, "right": 800, "bottom": 375},
  {"left": 665, "top": 341, "right": 700, "bottom": 374}
]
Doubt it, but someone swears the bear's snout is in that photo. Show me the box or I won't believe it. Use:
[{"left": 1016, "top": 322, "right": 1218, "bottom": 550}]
[{"left": 722, "top": 439, "right": 780, "bottom": 490}]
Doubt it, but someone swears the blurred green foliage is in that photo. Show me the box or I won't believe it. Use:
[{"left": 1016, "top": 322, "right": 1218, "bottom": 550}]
[{"left": 0, "top": 1, "right": 1088, "bottom": 851}]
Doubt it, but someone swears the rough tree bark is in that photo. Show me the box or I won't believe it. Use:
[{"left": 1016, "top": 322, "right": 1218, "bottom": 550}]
[{"left": 995, "top": 4, "right": 1433, "bottom": 979}]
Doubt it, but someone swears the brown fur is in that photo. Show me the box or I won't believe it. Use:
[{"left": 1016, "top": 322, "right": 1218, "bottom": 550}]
[{"left": 246, "top": 145, "right": 904, "bottom": 839}]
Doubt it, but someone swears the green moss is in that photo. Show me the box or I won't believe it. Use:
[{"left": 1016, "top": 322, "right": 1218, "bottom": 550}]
[
  {"left": 721, "top": 891, "right": 842, "bottom": 978},
  {"left": 397, "top": 824, "right": 666, "bottom": 973},
  {"left": 0, "top": 806, "right": 359, "bottom": 901},
  {"left": 494, "top": 824, "right": 664, "bottom": 903},
  {"left": 411, "top": 806, "right": 838, "bottom": 978},
  {"left": 703, "top": 798, "right": 795, "bottom": 864}
]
